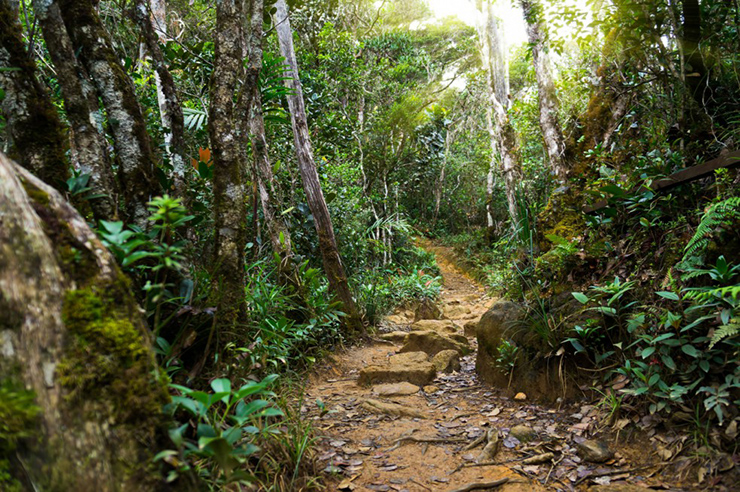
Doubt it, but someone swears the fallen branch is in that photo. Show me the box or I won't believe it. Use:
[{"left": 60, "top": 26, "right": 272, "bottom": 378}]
[
  {"left": 388, "top": 436, "right": 466, "bottom": 451},
  {"left": 446, "top": 477, "right": 509, "bottom": 492},
  {"left": 572, "top": 464, "right": 660, "bottom": 487}
]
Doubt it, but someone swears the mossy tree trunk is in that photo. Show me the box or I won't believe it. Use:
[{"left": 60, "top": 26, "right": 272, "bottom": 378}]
[
  {"left": 133, "top": 0, "right": 188, "bottom": 199},
  {"left": 520, "top": 0, "right": 568, "bottom": 181},
  {"left": 58, "top": 0, "right": 161, "bottom": 229},
  {"left": 32, "top": 0, "right": 119, "bottom": 221},
  {"left": 0, "top": 0, "right": 70, "bottom": 191},
  {"left": 208, "top": 0, "right": 251, "bottom": 331},
  {"left": 0, "top": 152, "right": 169, "bottom": 491},
  {"left": 274, "top": 0, "right": 365, "bottom": 334}
]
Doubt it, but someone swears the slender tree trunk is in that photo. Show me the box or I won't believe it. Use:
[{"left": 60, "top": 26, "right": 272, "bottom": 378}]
[
  {"left": 680, "top": 0, "right": 707, "bottom": 108},
  {"left": 433, "top": 127, "right": 453, "bottom": 224},
  {"left": 246, "top": 0, "right": 294, "bottom": 276},
  {"left": 33, "top": 0, "right": 118, "bottom": 220},
  {"left": 208, "top": 0, "right": 250, "bottom": 330},
  {"left": 59, "top": 0, "right": 161, "bottom": 229},
  {"left": 0, "top": 0, "right": 69, "bottom": 190},
  {"left": 0, "top": 152, "right": 169, "bottom": 491},
  {"left": 520, "top": 0, "right": 567, "bottom": 181},
  {"left": 274, "top": 0, "right": 364, "bottom": 333},
  {"left": 133, "top": 0, "right": 188, "bottom": 198},
  {"left": 478, "top": 0, "right": 521, "bottom": 227}
]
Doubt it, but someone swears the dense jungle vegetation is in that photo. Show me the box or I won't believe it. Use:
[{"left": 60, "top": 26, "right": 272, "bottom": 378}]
[{"left": 0, "top": 0, "right": 739, "bottom": 490}]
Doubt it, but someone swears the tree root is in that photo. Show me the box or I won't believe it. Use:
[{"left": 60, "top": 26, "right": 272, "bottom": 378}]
[{"left": 445, "top": 477, "right": 509, "bottom": 492}]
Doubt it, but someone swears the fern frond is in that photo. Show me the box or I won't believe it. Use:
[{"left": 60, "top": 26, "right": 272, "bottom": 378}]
[
  {"left": 682, "top": 197, "right": 740, "bottom": 262},
  {"left": 709, "top": 318, "right": 740, "bottom": 349}
]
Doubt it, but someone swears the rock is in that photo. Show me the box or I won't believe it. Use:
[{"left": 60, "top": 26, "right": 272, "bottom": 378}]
[
  {"left": 390, "top": 351, "right": 428, "bottom": 364},
  {"left": 576, "top": 439, "right": 614, "bottom": 463},
  {"left": 398, "top": 330, "right": 470, "bottom": 357},
  {"left": 423, "top": 385, "right": 439, "bottom": 393},
  {"left": 463, "top": 320, "right": 478, "bottom": 337},
  {"left": 514, "top": 392, "right": 527, "bottom": 401},
  {"left": 444, "top": 304, "right": 472, "bottom": 319},
  {"left": 358, "top": 351, "right": 436, "bottom": 387},
  {"left": 372, "top": 382, "right": 420, "bottom": 396},
  {"left": 475, "top": 300, "right": 523, "bottom": 386},
  {"left": 449, "top": 333, "right": 468, "bottom": 345},
  {"left": 361, "top": 399, "right": 425, "bottom": 419},
  {"left": 509, "top": 425, "right": 537, "bottom": 442},
  {"left": 379, "top": 331, "right": 409, "bottom": 343},
  {"left": 432, "top": 350, "right": 460, "bottom": 373},
  {"left": 384, "top": 314, "right": 409, "bottom": 325},
  {"left": 414, "top": 299, "right": 441, "bottom": 321},
  {"left": 410, "top": 319, "right": 458, "bottom": 336}
]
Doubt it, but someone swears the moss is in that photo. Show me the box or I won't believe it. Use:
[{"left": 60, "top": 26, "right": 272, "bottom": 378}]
[
  {"left": 58, "top": 281, "right": 169, "bottom": 424},
  {"left": 0, "top": 378, "right": 40, "bottom": 453}
]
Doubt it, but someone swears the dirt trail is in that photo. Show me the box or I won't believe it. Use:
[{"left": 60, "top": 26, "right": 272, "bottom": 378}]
[{"left": 303, "top": 245, "right": 659, "bottom": 492}]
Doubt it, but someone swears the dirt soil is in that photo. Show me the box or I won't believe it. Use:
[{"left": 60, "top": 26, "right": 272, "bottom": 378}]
[{"left": 302, "top": 244, "right": 726, "bottom": 492}]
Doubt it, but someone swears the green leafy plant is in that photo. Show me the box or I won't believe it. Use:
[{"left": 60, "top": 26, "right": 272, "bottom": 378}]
[{"left": 160, "top": 375, "right": 284, "bottom": 485}]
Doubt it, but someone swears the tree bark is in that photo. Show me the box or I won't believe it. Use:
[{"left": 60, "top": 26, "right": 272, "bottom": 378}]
[
  {"left": 208, "top": 0, "right": 249, "bottom": 328},
  {"left": 32, "top": 0, "right": 118, "bottom": 220},
  {"left": 246, "top": 0, "right": 294, "bottom": 273},
  {"left": 59, "top": 0, "right": 161, "bottom": 229},
  {"left": 274, "top": 0, "right": 364, "bottom": 333},
  {"left": 0, "top": 152, "right": 168, "bottom": 491},
  {"left": 0, "top": 0, "right": 69, "bottom": 190},
  {"left": 680, "top": 0, "right": 707, "bottom": 107},
  {"left": 520, "top": 0, "right": 567, "bottom": 181},
  {"left": 133, "top": 0, "right": 188, "bottom": 198},
  {"left": 478, "top": 0, "right": 521, "bottom": 228}
]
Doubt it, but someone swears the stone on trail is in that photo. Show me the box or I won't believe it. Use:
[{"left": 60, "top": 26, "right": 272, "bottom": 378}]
[
  {"left": 576, "top": 439, "right": 614, "bottom": 463},
  {"left": 410, "top": 319, "right": 458, "bottom": 336},
  {"left": 384, "top": 314, "right": 409, "bottom": 325},
  {"left": 361, "top": 398, "right": 425, "bottom": 419},
  {"left": 398, "top": 330, "right": 470, "bottom": 357},
  {"left": 358, "top": 351, "right": 436, "bottom": 387},
  {"left": 414, "top": 299, "right": 441, "bottom": 321},
  {"left": 379, "top": 331, "right": 409, "bottom": 343},
  {"left": 423, "top": 385, "right": 439, "bottom": 393},
  {"left": 514, "top": 392, "right": 527, "bottom": 401},
  {"left": 476, "top": 300, "right": 523, "bottom": 385},
  {"left": 509, "top": 424, "right": 537, "bottom": 443},
  {"left": 444, "top": 304, "right": 471, "bottom": 319},
  {"left": 463, "top": 319, "right": 478, "bottom": 337},
  {"left": 372, "top": 382, "right": 420, "bottom": 396},
  {"left": 432, "top": 349, "right": 460, "bottom": 373},
  {"left": 588, "top": 485, "right": 654, "bottom": 492}
]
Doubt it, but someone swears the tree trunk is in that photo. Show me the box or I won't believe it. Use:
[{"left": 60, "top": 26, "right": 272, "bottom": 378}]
[
  {"left": 59, "top": 0, "right": 161, "bottom": 229},
  {"left": 246, "top": 0, "right": 294, "bottom": 274},
  {"left": 208, "top": 0, "right": 249, "bottom": 329},
  {"left": 433, "top": 127, "right": 453, "bottom": 225},
  {"left": 0, "top": 152, "right": 169, "bottom": 491},
  {"left": 32, "top": 0, "right": 118, "bottom": 220},
  {"left": 274, "top": 0, "right": 364, "bottom": 333},
  {"left": 520, "top": 0, "right": 567, "bottom": 181},
  {"left": 0, "top": 0, "right": 69, "bottom": 190},
  {"left": 680, "top": 0, "right": 707, "bottom": 107},
  {"left": 478, "top": 0, "right": 521, "bottom": 228},
  {"left": 133, "top": 0, "right": 188, "bottom": 198}
]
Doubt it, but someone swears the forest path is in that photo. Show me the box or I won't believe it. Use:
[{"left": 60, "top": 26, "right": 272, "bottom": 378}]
[{"left": 303, "top": 243, "right": 645, "bottom": 492}]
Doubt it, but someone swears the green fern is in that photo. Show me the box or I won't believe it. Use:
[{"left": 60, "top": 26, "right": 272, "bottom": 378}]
[
  {"left": 709, "top": 318, "right": 740, "bottom": 349},
  {"left": 682, "top": 197, "right": 740, "bottom": 262}
]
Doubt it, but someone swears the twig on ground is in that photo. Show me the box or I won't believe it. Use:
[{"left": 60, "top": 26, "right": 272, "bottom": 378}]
[
  {"left": 446, "top": 477, "right": 509, "bottom": 492},
  {"left": 388, "top": 436, "right": 466, "bottom": 451}
]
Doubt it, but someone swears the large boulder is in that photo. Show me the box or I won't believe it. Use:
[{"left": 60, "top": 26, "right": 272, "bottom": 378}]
[
  {"left": 475, "top": 300, "right": 523, "bottom": 386},
  {"left": 410, "top": 319, "right": 458, "bottom": 336},
  {"left": 358, "top": 351, "right": 436, "bottom": 387},
  {"left": 399, "top": 330, "right": 470, "bottom": 357},
  {"left": 414, "top": 299, "right": 442, "bottom": 321}
]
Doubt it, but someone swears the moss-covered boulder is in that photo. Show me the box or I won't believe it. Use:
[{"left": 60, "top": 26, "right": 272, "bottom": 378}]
[{"left": 0, "top": 154, "right": 169, "bottom": 491}]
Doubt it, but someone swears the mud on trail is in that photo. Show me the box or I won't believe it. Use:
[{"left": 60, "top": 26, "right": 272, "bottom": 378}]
[{"left": 302, "top": 244, "right": 687, "bottom": 492}]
